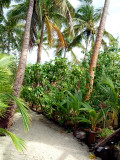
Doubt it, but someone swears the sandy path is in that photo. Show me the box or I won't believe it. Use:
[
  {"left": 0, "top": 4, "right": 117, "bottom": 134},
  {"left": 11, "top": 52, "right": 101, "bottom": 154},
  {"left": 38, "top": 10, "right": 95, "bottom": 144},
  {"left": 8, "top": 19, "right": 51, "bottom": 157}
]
[{"left": 0, "top": 112, "right": 91, "bottom": 160}]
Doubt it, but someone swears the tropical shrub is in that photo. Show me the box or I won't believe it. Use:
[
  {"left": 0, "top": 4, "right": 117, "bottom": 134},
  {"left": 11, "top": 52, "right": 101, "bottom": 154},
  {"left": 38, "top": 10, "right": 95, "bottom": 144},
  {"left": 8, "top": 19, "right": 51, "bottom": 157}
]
[
  {"left": 22, "top": 57, "right": 89, "bottom": 106},
  {"left": 90, "top": 43, "right": 120, "bottom": 106},
  {"left": 22, "top": 52, "right": 120, "bottom": 131}
]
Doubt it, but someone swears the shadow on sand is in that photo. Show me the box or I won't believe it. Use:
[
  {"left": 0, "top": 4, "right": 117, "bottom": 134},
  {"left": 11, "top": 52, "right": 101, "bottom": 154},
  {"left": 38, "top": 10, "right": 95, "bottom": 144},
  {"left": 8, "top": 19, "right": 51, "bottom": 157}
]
[{"left": 2, "top": 112, "right": 90, "bottom": 160}]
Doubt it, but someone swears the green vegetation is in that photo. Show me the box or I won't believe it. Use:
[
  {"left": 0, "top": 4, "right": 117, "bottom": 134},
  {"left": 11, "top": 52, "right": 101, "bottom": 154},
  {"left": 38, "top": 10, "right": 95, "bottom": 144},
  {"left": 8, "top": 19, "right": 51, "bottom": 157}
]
[
  {"left": 22, "top": 54, "right": 120, "bottom": 131},
  {"left": 98, "top": 128, "right": 114, "bottom": 139},
  {"left": 0, "top": 54, "right": 30, "bottom": 151},
  {"left": 0, "top": 0, "right": 120, "bottom": 154}
]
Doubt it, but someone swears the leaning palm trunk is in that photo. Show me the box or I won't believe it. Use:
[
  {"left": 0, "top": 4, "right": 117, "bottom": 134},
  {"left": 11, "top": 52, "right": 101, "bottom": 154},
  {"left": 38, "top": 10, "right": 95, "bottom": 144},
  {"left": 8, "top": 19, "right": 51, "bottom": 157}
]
[
  {"left": 37, "top": 16, "right": 45, "bottom": 63},
  {"left": 85, "top": 0, "right": 110, "bottom": 101},
  {"left": 3, "top": 0, "right": 34, "bottom": 129}
]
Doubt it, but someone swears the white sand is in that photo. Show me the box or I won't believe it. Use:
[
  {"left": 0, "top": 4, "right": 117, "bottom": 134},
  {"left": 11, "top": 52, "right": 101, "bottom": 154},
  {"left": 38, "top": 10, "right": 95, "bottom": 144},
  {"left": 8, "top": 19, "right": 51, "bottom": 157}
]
[{"left": 0, "top": 112, "right": 93, "bottom": 160}]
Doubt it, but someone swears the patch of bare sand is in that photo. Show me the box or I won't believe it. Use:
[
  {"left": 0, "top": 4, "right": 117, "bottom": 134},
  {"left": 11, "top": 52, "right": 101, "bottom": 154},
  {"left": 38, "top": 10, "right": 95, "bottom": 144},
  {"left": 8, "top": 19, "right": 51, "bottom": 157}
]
[{"left": 0, "top": 112, "right": 93, "bottom": 160}]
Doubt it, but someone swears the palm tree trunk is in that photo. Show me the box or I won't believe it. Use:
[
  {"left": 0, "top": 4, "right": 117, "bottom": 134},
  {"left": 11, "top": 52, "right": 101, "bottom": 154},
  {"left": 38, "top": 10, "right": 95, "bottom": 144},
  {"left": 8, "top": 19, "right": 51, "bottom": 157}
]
[
  {"left": 37, "top": 16, "right": 45, "bottom": 63},
  {"left": 0, "top": 0, "right": 34, "bottom": 129},
  {"left": 85, "top": 0, "right": 110, "bottom": 101},
  {"left": 13, "top": 0, "right": 34, "bottom": 97}
]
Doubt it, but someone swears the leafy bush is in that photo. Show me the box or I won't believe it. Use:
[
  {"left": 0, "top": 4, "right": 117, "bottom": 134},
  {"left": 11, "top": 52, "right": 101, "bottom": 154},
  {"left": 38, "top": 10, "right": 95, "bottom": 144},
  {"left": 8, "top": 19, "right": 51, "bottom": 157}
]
[
  {"left": 22, "top": 57, "right": 89, "bottom": 107},
  {"left": 98, "top": 128, "right": 114, "bottom": 139},
  {"left": 22, "top": 54, "right": 120, "bottom": 132}
]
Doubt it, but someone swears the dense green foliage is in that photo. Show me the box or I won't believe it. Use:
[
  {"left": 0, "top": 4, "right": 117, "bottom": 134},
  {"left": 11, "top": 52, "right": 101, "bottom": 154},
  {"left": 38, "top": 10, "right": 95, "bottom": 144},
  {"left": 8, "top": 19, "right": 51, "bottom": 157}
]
[
  {"left": 22, "top": 58, "right": 89, "bottom": 127},
  {"left": 22, "top": 53, "right": 120, "bottom": 130},
  {"left": 90, "top": 44, "right": 120, "bottom": 106},
  {"left": 0, "top": 0, "right": 120, "bottom": 154}
]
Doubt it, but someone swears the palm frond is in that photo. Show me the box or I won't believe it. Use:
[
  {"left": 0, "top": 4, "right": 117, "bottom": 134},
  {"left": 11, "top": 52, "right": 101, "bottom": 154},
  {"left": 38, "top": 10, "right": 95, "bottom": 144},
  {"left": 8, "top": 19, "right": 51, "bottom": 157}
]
[
  {"left": 0, "top": 55, "right": 14, "bottom": 82},
  {"left": 8, "top": 94, "right": 31, "bottom": 132},
  {"left": 70, "top": 50, "right": 80, "bottom": 64},
  {"left": 103, "top": 30, "right": 116, "bottom": 44},
  {"left": 52, "top": 22, "right": 66, "bottom": 50},
  {"left": 0, "top": 101, "right": 9, "bottom": 118},
  {"left": 42, "top": 46, "right": 50, "bottom": 57},
  {"left": 58, "top": 0, "right": 75, "bottom": 37},
  {"left": 0, "top": 128, "right": 26, "bottom": 152},
  {"left": 65, "top": 4, "right": 75, "bottom": 37},
  {"left": 100, "top": 76, "right": 118, "bottom": 104},
  {"left": 76, "top": 117, "right": 91, "bottom": 124},
  {"left": 67, "top": 33, "right": 83, "bottom": 50},
  {"left": 7, "top": 2, "right": 28, "bottom": 25},
  {"left": 45, "top": 17, "right": 54, "bottom": 47},
  {"left": 101, "top": 39, "right": 108, "bottom": 49}
]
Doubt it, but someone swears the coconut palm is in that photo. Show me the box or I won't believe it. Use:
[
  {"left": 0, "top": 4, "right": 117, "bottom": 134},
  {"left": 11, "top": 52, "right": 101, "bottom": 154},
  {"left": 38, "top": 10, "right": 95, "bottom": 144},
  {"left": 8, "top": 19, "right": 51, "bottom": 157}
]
[
  {"left": 0, "top": 19, "right": 24, "bottom": 54},
  {"left": 85, "top": 0, "right": 110, "bottom": 100},
  {"left": 63, "top": 0, "right": 99, "bottom": 52},
  {"left": 64, "top": 0, "right": 114, "bottom": 61},
  {"left": 74, "top": 3, "right": 101, "bottom": 52},
  {"left": 0, "top": 0, "right": 22, "bottom": 22},
  {"left": 8, "top": 0, "right": 74, "bottom": 63},
  {"left": 0, "top": 0, "right": 11, "bottom": 22},
  {"left": 35, "top": 0, "right": 73, "bottom": 63},
  {"left": 2, "top": 0, "right": 34, "bottom": 130}
]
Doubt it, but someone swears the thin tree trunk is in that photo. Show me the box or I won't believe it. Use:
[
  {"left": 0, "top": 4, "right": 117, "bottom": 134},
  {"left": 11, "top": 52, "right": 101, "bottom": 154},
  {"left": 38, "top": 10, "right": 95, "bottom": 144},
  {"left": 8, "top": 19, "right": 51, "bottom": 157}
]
[
  {"left": 8, "top": 35, "right": 10, "bottom": 55},
  {"left": 64, "top": 47, "right": 67, "bottom": 58},
  {"left": 0, "top": 0, "right": 34, "bottom": 129},
  {"left": 37, "top": 16, "right": 45, "bottom": 63},
  {"left": 83, "top": 32, "right": 91, "bottom": 62},
  {"left": 78, "top": 33, "right": 91, "bottom": 93},
  {"left": 85, "top": 0, "right": 110, "bottom": 101}
]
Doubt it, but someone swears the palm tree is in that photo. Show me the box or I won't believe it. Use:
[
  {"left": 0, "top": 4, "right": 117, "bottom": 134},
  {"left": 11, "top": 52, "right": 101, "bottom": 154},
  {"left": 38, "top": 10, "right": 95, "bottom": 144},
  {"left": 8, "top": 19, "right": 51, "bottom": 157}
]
[
  {"left": 75, "top": 3, "right": 101, "bottom": 57},
  {"left": 0, "top": 19, "right": 24, "bottom": 54},
  {"left": 8, "top": 0, "right": 74, "bottom": 63},
  {"left": 64, "top": 0, "right": 114, "bottom": 62},
  {"left": 0, "top": 0, "right": 11, "bottom": 22},
  {"left": 36, "top": 0, "right": 67, "bottom": 63},
  {"left": 2, "top": 0, "right": 35, "bottom": 129},
  {"left": 85, "top": 0, "right": 110, "bottom": 101}
]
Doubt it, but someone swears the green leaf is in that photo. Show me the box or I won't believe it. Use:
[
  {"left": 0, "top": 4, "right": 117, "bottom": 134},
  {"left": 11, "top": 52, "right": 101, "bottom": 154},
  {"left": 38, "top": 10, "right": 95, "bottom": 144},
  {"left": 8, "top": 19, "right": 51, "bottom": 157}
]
[
  {"left": 0, "top": 128, "right": 26, "bottom": 152},
  {"left": 8, "top": 94, "right": 31, "bottom": 132},
  {"left": 76, "top": 117, "right": 91, "bottom": 124}
]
